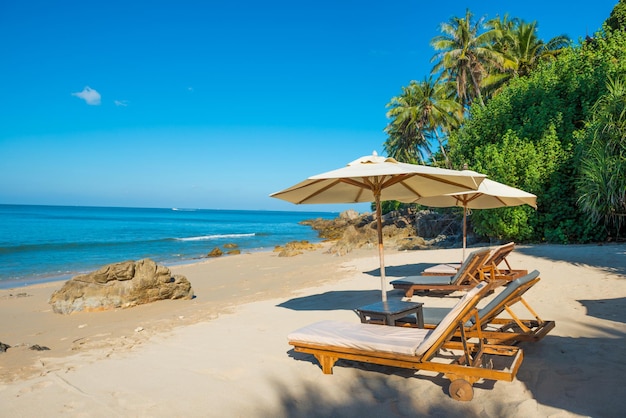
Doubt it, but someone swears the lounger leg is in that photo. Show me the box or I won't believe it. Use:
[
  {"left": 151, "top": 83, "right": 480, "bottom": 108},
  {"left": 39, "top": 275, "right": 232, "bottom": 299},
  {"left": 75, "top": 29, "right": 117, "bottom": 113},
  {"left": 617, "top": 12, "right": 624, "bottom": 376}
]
[{"left": 314, "top": 354, "right": 338, "bottom": 374}]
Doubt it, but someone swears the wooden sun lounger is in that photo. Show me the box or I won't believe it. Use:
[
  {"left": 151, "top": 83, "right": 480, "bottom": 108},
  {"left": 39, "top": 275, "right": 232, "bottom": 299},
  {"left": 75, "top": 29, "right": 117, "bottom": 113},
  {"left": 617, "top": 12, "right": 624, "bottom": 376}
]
[
  {"left": 411, "top": 270, "right": 555, "bottom": 345},
  {"left": 390, "top": 248, "right": 492, "bottom": 297},
  {"left": 422, "top": 242, "right": 527, "bottom": 282},
  {"left": 288, "top": 282, "right": 524, "bottom": 401}
]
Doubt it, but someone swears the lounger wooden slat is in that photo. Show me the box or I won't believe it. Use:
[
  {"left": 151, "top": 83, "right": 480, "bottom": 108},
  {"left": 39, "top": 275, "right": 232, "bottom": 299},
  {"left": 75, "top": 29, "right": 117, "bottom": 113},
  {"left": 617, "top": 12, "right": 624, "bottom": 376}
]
[{"left": 408, "top": 270, "right": 555, "bottom": 345}]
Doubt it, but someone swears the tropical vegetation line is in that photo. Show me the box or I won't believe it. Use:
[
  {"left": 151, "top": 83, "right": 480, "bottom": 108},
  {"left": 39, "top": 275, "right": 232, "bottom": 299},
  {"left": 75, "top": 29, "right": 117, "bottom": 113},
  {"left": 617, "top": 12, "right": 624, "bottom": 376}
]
[{"left": 382, "top": 2, "right": 626, "bottom": 244}]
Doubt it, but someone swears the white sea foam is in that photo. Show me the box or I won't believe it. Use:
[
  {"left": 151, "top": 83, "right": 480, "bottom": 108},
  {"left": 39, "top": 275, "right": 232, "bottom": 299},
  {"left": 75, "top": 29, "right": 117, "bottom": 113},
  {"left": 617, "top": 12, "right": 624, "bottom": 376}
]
[{"left": 176, "top": 233, "right": 256, "bottom": 241}]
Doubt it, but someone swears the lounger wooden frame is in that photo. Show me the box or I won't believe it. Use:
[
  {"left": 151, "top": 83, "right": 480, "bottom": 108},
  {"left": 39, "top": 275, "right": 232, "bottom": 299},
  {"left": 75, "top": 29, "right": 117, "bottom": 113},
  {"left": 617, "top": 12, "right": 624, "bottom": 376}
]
[
  {"left": 390, "top": 248, "right": 492, "bottom": 297},
  {"left": 288, "top": 283, "right": 524, "bottom": 401},
  {"left": 421, "top": 242, "right": 513, "bottom": 276},
  {"left": 416, "top": 270, "right": 555, "bottom": 345},
  {"left": 423, "top": 242, "right": 527, "bottom": 281},
  {"left": 486, "top": 242, "right": 527, "bottom": 282}
]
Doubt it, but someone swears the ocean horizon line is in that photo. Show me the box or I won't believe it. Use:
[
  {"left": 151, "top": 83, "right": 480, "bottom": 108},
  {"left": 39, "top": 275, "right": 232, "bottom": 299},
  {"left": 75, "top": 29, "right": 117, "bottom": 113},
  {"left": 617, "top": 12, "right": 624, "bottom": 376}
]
[{"left": 0, "top": 202, "right": 344, "bottom": 215}]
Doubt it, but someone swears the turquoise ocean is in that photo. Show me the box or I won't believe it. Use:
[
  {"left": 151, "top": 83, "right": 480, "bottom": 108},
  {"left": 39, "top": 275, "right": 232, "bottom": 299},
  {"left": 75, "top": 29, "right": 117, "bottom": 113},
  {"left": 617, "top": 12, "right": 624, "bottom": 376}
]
[{"left": 0, "top": 204, "right": 338, "bottom": 288}]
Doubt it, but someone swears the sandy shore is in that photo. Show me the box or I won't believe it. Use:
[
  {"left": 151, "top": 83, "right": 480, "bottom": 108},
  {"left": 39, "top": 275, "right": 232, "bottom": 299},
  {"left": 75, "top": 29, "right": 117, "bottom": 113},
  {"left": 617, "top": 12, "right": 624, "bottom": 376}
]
[{"left": 1, "top": 242, "right": 625, "bottom": 417}]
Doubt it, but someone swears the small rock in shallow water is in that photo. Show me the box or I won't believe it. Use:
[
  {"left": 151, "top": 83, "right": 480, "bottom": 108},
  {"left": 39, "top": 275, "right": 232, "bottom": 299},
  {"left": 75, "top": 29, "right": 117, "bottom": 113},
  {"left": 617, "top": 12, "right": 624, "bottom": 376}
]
[
  {"left": 0, "top": 342, "right": 10, "bottom": 352},
  {"left": 207, "top": 247, "right": 223, "bottom": 257}
]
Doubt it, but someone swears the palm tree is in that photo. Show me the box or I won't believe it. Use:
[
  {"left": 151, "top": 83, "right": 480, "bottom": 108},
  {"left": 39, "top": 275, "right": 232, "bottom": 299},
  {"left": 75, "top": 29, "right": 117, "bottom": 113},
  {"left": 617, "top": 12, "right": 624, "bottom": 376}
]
[
  {"left": 483, "top": 16, "right": 570, "bottom": 95},
  {"left": 430, "top": 9, "right": 501, "bottom": 108},
  {"left": 384, "top": 77, "right": 462, "bottom": 167},
  {"left": 512, "top": 22, "right": 570, "bottom": 76}
]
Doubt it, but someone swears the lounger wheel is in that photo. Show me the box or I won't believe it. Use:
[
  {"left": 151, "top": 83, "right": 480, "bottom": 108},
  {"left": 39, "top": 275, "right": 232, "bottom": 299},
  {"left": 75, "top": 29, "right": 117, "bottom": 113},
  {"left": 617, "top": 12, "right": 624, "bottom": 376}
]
[{"left": 449, "top": 379, "right": 474, "bottom": 401}]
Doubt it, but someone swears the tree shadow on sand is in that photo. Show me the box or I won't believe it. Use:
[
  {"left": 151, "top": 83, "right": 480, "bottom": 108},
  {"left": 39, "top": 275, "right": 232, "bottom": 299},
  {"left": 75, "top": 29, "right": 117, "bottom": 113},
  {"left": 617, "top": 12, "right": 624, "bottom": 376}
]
[
  {"left": 515, "top": 243, "right": 626, "bottom": 276},
  {"left": 269, "top": 351, "right": 501, "bottom": 417},
  {"left": 514, "top": 325, "right": 626, "bottom": 417}
]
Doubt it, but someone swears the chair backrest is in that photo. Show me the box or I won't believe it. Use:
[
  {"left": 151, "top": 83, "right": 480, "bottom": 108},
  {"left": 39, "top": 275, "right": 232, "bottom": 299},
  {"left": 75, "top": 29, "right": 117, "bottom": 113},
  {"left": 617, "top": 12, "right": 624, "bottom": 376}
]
[
  {"left": 486, "top": 242, "right": 516, "bottom": 271},
  {"left": 450, "top": 248, "right": 492, "bottom": 285},
  {"left": 415, "top": 281, "right": 490, "bottom": 357},
  {"left": 472, "top": 270, "right": 540, "bottom": 326}
]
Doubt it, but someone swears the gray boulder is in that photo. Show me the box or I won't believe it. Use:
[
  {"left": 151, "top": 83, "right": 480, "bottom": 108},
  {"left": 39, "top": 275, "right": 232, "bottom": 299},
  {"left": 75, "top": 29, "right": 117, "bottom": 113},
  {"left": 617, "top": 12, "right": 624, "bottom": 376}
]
[{"left": 49, "top": 259, "right": 194, "bottom": 314}]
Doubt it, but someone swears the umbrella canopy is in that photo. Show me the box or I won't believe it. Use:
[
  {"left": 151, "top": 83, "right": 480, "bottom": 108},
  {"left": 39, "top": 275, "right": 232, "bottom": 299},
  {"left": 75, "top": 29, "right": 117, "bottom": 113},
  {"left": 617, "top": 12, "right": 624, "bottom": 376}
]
[
  {"left": 270, "top": 153, "right": 486, "bottom": 301},
  {"left": 416, "top": 178, "right": 537, "bottom": 259}
]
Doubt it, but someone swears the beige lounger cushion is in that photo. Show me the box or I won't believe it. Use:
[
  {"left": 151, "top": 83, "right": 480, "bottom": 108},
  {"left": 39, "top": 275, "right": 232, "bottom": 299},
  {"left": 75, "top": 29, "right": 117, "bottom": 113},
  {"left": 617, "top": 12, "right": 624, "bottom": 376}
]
[
  {"left": 422, "top": 263, "right": 461, "bottom": 275},
  {"left": 288, "top": 320, "right": 431, "bottom": 355},
  {"left": 289, "top": 283, "right": 487, "bottom": 357}
]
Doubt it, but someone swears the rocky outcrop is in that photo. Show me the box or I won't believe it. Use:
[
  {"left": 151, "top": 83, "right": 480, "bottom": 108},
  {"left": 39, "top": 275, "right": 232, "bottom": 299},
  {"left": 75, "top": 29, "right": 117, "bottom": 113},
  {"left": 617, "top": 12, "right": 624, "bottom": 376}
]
[
  {"left": 49, "top": 259, "right": 194, "bottom": 314},
  {"left": 303, "top": 207, "right": 466, "bottom": 255},
  {"left": 273, "top": 240, "right": 323, "bottom": 257}
]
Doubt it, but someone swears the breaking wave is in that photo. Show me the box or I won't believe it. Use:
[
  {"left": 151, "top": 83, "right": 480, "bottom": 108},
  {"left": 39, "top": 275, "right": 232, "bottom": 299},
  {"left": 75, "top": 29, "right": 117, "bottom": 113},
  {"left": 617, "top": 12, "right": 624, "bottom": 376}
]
[{"left": 175, "top": 233, "right": 256, "bottom": 241}]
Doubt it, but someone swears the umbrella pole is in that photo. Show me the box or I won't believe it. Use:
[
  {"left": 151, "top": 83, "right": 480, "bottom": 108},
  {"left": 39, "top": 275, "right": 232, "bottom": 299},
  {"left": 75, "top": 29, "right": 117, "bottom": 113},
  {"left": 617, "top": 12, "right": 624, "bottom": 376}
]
[
  {"left": 462, "top": 205, "right": 467, "bottom": 262},
  {"left": 375, "top": 192, "right": 387, "bottom": 302}
]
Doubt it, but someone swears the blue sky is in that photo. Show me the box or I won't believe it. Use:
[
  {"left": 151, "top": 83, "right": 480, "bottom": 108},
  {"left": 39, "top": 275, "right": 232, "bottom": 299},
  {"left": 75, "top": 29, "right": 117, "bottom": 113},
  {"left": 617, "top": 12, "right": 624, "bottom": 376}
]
[{"left": 0, "top": 1, "right": 617, "bottom": 212}]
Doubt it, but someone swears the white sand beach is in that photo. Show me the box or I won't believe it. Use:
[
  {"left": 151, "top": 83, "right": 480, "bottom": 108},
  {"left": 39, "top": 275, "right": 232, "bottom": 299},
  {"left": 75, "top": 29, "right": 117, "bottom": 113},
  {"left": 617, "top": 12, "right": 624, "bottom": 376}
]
[{"left": 1, "top": 243, "right": 625, "bottom": 417}]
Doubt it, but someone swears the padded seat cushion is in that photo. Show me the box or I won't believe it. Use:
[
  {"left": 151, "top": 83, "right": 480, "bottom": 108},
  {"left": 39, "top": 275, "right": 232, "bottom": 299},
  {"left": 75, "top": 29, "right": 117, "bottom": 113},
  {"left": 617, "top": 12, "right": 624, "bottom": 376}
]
[{"left": 288, "top": 320, "right": 430, "bottom": 356}]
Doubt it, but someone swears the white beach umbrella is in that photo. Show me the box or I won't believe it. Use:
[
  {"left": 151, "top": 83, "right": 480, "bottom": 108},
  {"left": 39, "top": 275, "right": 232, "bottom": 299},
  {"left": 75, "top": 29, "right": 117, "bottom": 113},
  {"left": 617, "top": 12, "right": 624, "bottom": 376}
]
[
  {"left": 415, "top": 178, "right": 537, "bottom": 260},
  {"left": 269, "top": 152, "right": 486, "bottom": 302}
]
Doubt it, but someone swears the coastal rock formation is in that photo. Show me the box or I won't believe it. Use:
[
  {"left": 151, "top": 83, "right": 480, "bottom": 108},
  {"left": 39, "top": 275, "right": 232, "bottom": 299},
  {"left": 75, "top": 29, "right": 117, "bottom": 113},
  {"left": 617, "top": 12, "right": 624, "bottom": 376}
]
[
  {"left": 274, "top": 240, "right": 323, "bottom": 257},
  {"left": 0, "top": 342, "right": 9, "bottom": 353},
  {"left": 303, "top": 208, "right": 466, "bottom": 255},
  {"left": 49, "top": 259, "right": 194, "bottom": 314}
]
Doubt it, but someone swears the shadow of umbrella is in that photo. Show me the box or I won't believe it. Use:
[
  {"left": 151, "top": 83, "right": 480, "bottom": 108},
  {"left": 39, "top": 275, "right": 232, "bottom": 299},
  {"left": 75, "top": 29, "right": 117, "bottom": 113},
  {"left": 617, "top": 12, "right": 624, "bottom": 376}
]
[
  {"left": 277, "top": 289, "right": 382, "bottom": 311},
  {"left": 578, "top": 297, "right": 626, "bottom": 324},
  {"left": 363, "top": 262, "right": 437, "bottom": 278}
]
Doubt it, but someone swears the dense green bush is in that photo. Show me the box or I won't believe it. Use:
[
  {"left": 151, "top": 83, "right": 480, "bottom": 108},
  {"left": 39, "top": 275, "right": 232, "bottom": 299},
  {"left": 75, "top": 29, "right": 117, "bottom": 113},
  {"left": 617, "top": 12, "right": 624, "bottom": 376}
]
[{"left": 448, "top": 28, "right": 626, "bottom": 243}]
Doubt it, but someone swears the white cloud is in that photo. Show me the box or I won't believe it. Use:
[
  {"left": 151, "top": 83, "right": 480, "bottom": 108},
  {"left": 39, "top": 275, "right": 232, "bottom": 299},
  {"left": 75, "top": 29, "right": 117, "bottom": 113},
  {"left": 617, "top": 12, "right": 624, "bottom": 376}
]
[
  {"left": 72, "top": 86, "right": 101, "bottom": 105},
  {"left": 114, "top": 100, "right": 129, "bottom": 107}
]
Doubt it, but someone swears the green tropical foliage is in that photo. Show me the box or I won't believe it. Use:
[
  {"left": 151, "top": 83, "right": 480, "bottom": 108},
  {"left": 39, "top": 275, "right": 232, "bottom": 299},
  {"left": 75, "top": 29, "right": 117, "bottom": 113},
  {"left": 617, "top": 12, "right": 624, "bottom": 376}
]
[
  {"left": 577, "top": 76, "right": 626, "bottom": 236},
  {"left": 382, "top": 1, "right": 626, "bottom": 243},
  {"left": 606, "top": 0, "right": 626, "bottom": 31},
  {"left": 452, "top": 23, "right": 626, "bottom": 242}
]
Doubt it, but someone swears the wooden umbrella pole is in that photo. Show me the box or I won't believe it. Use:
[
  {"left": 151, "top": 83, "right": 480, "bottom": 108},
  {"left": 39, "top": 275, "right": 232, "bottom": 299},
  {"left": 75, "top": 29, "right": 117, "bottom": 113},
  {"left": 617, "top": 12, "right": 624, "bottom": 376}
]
[
  {"left": 375, "top": 191, "right": 387, "bottom": 302},
  {"left": 463, "top": 205, "right": 467, "bottom": 262}
]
